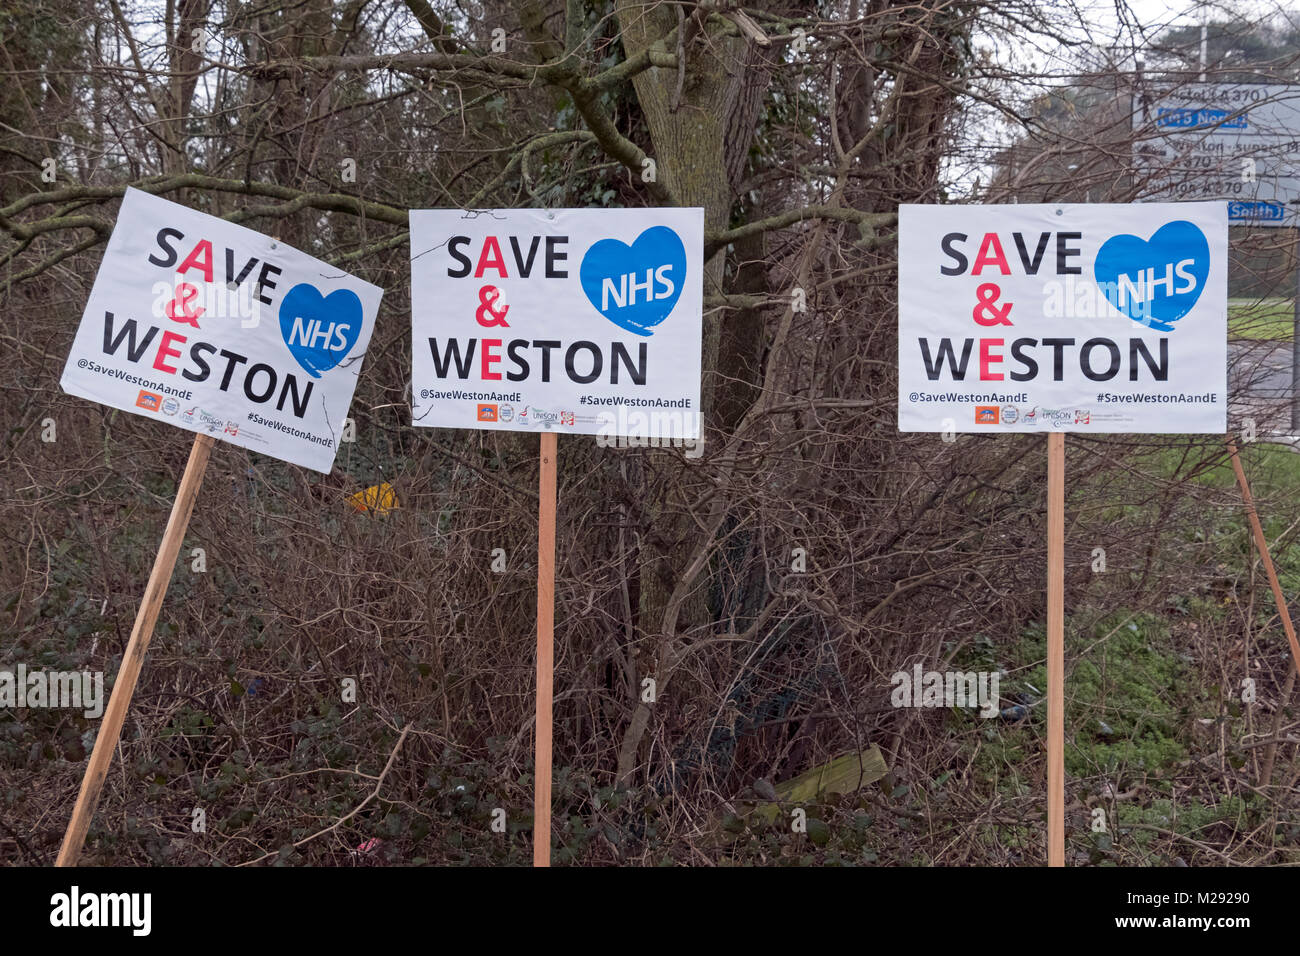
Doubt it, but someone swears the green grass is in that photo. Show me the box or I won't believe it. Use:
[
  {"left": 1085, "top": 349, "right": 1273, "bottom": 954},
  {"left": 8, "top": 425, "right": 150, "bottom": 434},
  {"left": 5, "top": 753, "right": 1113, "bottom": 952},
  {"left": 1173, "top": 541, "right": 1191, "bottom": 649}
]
[
  {"left": 1150, "top": 440, "right": 1300, "bottom": 496},
  {"left": 953, "top": 615, "right": 1205, "bottom": 818},
  {"left": 1229, "top": 297, "right": 1294, "bottom": 340},
  {"left": 1063, "top": 618, "right": 1193, "bottom": 778}
]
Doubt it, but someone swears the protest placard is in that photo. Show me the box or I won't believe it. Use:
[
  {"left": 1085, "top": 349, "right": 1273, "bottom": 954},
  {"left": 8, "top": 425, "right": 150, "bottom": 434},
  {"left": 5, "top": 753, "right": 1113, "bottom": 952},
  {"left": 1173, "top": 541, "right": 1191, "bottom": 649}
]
[
  {"left": 410, "top": 207, "right": 703, "bottom": 442},
  {"left": 56, "top": 189, "right": 381, "bottom": 865},
  {"left": 898, "top": 201, "right": 1228, "bottom": 866},
  {"left": 410, "top": 206, "right": 703, "bottom": 866},
  {"left": 61, "top": 187, "right": 382, "bottom": 472},
  {"left": 898, "top": 202, "right": 1227, "bottom": 434}
]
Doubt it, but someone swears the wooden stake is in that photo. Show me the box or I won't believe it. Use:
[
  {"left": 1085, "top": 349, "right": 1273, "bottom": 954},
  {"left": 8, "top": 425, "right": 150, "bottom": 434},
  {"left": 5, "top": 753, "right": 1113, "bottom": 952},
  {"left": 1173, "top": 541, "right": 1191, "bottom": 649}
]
[
  {"left": 1226, "top": 436, "right": 1300, "bottom": 675},
  {"left": 56, "top": 434, "right": 215, "bottom": 866},
  {"left": 1226, "top": 437, "right": 1300, "bottom": 785},
  {"left": 1047, "top": 431, "right": 1065, "bottom": 867},
  {"left": 534, "top": 430, "right": 557, "bottom": 867}
]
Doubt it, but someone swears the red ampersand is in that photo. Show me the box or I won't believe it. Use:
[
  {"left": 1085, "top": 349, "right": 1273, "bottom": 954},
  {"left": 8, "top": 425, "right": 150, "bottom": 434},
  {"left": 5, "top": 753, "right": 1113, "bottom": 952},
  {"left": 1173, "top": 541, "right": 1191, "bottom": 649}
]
[
  {"left": 165, "top": 282, "right": 205, "bottom": 328},
  {"left": 475, "top": 285, "right": 510, "bottom": 327},
  {"left": 972, "top": 282, "right": 1012, "bottom": 326}
]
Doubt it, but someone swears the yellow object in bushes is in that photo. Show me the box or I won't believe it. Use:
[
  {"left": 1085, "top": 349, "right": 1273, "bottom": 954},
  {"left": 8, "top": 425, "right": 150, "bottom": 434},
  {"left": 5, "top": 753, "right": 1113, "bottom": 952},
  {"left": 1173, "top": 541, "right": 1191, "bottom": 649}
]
[{"left": 348, "top": 482, "right": 398, "bottom": 516}]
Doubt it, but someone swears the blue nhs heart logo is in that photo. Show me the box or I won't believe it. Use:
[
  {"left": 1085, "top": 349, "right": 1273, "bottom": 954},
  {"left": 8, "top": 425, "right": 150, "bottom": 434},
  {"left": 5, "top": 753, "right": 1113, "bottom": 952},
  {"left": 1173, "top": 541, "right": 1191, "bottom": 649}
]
[
  {"left": 1093, "top": 220, "right": 1209, "bottom": 332},
  {"left": 579, "top": 226, "right": 686, "bottom": 336},
  {"left": 279, "top": 283, "right": 364, "bottom": 378}
]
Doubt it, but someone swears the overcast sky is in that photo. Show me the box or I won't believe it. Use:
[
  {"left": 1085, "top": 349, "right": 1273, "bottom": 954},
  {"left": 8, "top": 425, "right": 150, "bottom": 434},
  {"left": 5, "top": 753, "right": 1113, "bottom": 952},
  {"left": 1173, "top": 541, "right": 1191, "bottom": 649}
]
[{"left": 1046, "top": 0, "right": 1297, "bottom": 71}]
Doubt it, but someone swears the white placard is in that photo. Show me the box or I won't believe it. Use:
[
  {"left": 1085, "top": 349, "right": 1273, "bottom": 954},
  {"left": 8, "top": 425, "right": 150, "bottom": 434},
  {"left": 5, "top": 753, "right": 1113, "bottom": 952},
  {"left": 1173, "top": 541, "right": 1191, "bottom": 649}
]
[
  {"left": 898, "top": 202, "right": 1227, "bottom": 433},
  {"left": 410, "top": 207, "right": 703, "bottom": 439},
  {"left": 60, "top": 188, "right": 382, "bottom": 472}
]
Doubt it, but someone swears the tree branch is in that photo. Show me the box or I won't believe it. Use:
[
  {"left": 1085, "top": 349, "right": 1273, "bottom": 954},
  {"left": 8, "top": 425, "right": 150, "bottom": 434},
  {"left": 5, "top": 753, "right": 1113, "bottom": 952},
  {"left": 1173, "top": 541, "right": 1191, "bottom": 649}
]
[
  {"left": 245, "top": 38, "right": 677, "bottom": 204},
  {"left": 704, "top": 205, "right": 897, "bottom": 257}
]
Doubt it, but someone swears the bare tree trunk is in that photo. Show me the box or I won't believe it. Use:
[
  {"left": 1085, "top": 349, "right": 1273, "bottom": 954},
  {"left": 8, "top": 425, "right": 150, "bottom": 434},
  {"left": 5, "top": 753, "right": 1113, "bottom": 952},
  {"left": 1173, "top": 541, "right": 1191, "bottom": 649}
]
[{"left": 611, "top": 2, "right": 778, "bottom": 786}]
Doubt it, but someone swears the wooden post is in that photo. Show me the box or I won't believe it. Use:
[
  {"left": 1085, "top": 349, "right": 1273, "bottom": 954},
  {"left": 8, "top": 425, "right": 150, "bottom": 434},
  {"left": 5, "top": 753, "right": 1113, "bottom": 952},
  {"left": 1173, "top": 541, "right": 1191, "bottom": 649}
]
[
  {"left": 1047, "top": 432, "right": 1065, "bottom": 867},
  {"left": 1291, "top": 226, "right": 1300, "bottom": 432},
  {"left": 534, "top": 430, "right": 557, "bottom": 867},
  {"left": 1226, "top": 436, "right": 1300, "bottom": 786},
  {"left": 1226, "top": 436, "right": 1300, "bottom": 674},
  {"left": 56, "top": 434, "right": 215, "bottom": 866}
]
